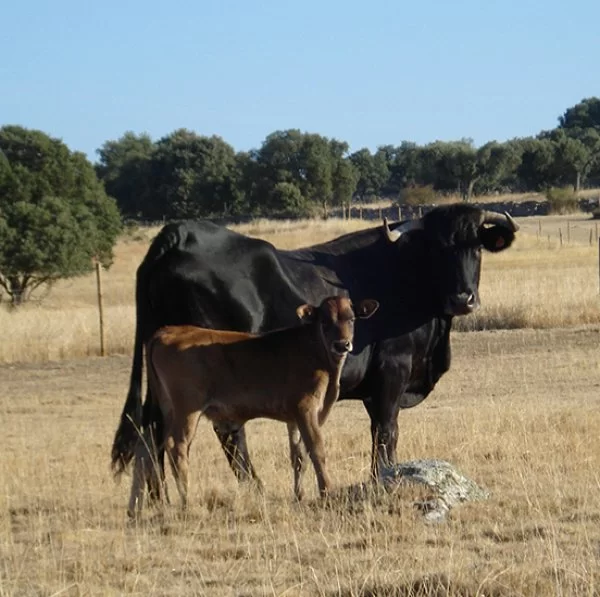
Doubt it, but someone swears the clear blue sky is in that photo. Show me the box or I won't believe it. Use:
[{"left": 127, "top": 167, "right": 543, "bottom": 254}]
[{"left": 2, "top": 0, "right": 598, "bottom": 162}]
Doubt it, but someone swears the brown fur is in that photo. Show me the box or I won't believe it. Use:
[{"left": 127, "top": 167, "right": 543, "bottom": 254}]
[{"left": 127, "top": 297, "right": 379, "bottom": 517}]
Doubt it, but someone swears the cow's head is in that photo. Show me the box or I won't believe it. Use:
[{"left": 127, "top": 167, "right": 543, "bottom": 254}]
[
  {"left": 296, "top": 296, "right": 379, "bottom": 360},
  {"left": 383, "top": 204, "right": 518, "bottom": 316}
]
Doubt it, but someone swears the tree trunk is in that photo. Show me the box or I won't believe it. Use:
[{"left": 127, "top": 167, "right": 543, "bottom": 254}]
[
  {"left": 575, "top": 170, "right": 581, "bottom": 192},
  {"left": 466, "top": 179, "right": 477, "bottom": 201},
  {"left": 9, "top": 276, "right": 26, "bottom": 307}
]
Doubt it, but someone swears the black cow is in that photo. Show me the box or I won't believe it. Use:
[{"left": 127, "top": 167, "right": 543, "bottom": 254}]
[{"left": 111, "top": 204, "right": 518, "bottom": 489}]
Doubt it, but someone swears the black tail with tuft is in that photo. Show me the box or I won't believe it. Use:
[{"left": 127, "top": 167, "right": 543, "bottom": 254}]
[{"left": 110, "top": 223, "right": 184, "bottom": 477}]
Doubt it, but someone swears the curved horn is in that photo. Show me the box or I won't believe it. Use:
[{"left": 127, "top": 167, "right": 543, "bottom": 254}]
[
  {"left": 382, "top": 217, "right": 424, "bottom": 243},
  {"left": 480, "top": 210, "right": 520, "bottom": 233},
  {"left": 383, "top": 217, "right": 402, "bottom": 243}
]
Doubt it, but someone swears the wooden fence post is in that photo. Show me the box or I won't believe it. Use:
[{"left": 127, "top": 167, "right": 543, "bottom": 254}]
[
  {"left": 559, "top": 228, "right": 563, "bottom": 247},
  {"left": 95, "top": 261, "right": 105, "bottom": 357}
]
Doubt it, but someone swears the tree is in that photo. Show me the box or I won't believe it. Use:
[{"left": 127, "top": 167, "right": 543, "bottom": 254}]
[
  {"left": 148, "top": 129, "right": 240, "bottom": 219},
  {"left": 332, "top": 158, "right": 358, "bottom": 216},
  {"left": 349, "top": 148, "right": 389, "bottom": 202},
  {"left": 0, "top": 126, "right": 121, "bottom": 305},
  {"left": 300, "top": 134, "right": 334, "bottom": 217},
  {"left": 547, "top": 129, "right": 600, "bottom": 190},
  {"left": 516, "top": 137, "right": 556, "bottom": 191},
  {"left": 474, "top": 141, "right": 522, "bottom": 194},
  {"left": 418, "top": 140, "right": 481, "bottom": 200},
  {"left": 249, "top": 130, "right": 350, "bottom": 218},
  {"left": 96, "top": 132, "right": 154, "bottom": 218},
  {"left": 381, "top": 142, "right": 422, "bottom": 195},
  {"left": 559, "top": 97, "right": 600, "bottom": 131}
]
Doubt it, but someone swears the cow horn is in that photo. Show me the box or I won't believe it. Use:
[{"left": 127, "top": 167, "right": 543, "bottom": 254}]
[
  {"left": 383, "top": 217, "right": 424, "bottom": 243},
  {"left": 480, "top": 210, "right": 520, "bottom": 233}
]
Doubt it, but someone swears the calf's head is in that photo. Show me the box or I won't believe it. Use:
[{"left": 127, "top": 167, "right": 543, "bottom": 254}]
[
  {"left": 296, "top": 296, "right": 379, "bottom": 360},
  {"left": 383, "top": 204, "right": 518, "bottom": 316}
]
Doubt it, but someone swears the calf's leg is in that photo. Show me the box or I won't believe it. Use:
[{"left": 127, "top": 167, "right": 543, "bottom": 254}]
[
  {"left": 295, "top": 409, "right": 331, "bottom": 498},
  {"left": 166, "top": 417, "right": 196, "bottom": 510},
  {"left": 287, "top": 422, "right": 307, "bottom": 501}
]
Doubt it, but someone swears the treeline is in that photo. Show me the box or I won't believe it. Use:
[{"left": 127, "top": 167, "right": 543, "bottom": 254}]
[{"left": 97, "top": 97, "right": 600, "bottom": 220}]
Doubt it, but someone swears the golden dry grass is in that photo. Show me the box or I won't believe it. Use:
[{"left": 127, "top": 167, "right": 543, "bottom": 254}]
[{"left": 1, "top": 327, "right": 599, "bottom": 596}]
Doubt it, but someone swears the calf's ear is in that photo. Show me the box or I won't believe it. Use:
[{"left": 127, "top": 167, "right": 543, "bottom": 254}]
[
  {"left": 355, "top": 299, "right": 379, "bottom": 319},
  {"left": 296, "top": 304, "right": 317, "bottom": 323},
  {"left": 479, "top": 225, "right": 515, "bottom": 252}
]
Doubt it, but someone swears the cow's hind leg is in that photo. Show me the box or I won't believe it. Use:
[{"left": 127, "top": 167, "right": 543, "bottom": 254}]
[
  {"left": 295, "top": 410, "right": 331, "bottom": 498},
  {"left": 142, "top": 393, "right": 169, "bottom": 505},
  {"left": 213, "top": 424, "right": 263, "bottom": 490},
  {"left": 287, "top": 422, "right": 307, "bottom": 501}
]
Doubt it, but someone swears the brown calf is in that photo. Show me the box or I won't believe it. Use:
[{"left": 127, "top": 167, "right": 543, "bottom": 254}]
[{"left": 128, "top": 296, "right": 378, "bottom": 517}]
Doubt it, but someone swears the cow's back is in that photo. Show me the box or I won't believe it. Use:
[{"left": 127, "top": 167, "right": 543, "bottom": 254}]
[{"left": 142, "top": 222, "right": 309, "bottom": 335}]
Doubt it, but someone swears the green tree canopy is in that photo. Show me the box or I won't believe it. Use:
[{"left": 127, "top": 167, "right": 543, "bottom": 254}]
[
  {"left": 516, "top": 138, "right": 557, "bottom": 191},
  {"left": 247, "top": 130, "right": 354, "bottom": 217},
  {"left": 546, "top": 128, "right": 600, "bottom": 190},
  {"left": 0, "top": 126, "right": 122, "bottom": 305},
  {"left": 348, "top": 148, "right": 388, "bottom": 202},
  {"left": 559, "top": 97, "right": 600, "bottom": 131},
  {"left": 96, "top": 131, "right": 154, "bottom": 218},
  {"left": 148, "top": 129, "right": 241, "bottom": 220},
  {"left": 379, "top": 142, "right": 422, "bottom": 195}
]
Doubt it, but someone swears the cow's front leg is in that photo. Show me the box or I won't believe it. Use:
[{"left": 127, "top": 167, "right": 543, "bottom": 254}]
[
  {"left": 363, "top": 376, "right": 407, "bottom": 481},
  {"left": 364, "top": 400, "right": 400, "bottom": 480},
  {"left": 213, "top": 423, "right": 263, "bottom": 489}
]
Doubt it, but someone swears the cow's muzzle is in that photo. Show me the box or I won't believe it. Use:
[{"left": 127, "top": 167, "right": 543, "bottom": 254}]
[
  {"left": 332, "top": 340, "right": 353, "bottom": 355},
  {"left": 444, "top": 292, "right": 479, "bottom": 316}
]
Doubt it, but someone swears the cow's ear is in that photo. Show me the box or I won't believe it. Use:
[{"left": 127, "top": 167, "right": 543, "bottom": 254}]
[
  {"left": 296, "top": 304, "right": 317, "bottom": 323},
  {"left": 355, "top": 299, "right": 379, "bottom": 319},
  {"left": 480, "top": 225, "right": 515, "bottom": 253}
]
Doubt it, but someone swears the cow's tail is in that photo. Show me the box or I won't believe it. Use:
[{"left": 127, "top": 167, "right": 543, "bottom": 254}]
[
  {"left": 110, "top": 271, "right": 146, "bottom": 478},
  {"left": 110, "top": 223, "right": 184, "bottom": 479}
]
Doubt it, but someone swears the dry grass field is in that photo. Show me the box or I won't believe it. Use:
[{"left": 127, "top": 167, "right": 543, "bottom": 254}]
[{"left": 1, "top": 211, "right": 600, "bottom": 596}]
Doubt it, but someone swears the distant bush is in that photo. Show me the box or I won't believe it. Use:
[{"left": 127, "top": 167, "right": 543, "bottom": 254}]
[
  {"left": 266, "top": 182, "right": 314, "bottom": 218},
  {"left": 545, "top": 186, "right": 580, "bottom": 215},
  {"left": 398, "top": 185, "right": 438, "bottom": 206}
]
